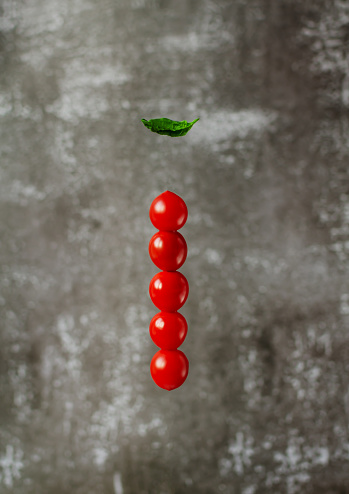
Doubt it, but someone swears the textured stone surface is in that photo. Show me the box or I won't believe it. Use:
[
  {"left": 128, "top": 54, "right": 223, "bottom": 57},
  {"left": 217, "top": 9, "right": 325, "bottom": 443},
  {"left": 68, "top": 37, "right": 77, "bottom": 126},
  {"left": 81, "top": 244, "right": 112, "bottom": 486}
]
[{"left": 0, "top": 1, "right": 349, "bottom": 493}]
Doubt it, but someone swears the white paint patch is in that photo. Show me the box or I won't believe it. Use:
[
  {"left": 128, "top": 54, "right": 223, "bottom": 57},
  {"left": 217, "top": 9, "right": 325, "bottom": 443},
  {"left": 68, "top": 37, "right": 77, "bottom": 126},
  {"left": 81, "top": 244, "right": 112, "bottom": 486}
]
[
  {"left": 4, "top": 180, "right": 47, "bottom": 205},
  {"left": 79, "top": 314, "right": 89, "bottom": 326},
  {"left": 340, "top": 294, "right": 349, "bottom": 315},
  {"left": 113, "top": 472, "right": 123, "bottom": 494},
  {"left": 0, "top": 0, "right": 19, "bottom": 32},
  {"left": 218, "top": 457, "right": 233, "bottom": 476},
  {"left": 315, "top": 447, "right": 329, "bottom": 465},
  {"left": 228, "top": 432, "right": 254, "bottom": 476},
  {"left": 0, "top": 445, "right": 24, "bottom": 488},
  {"left": 0, "top": 93, "right": 12, "bottom": 117},
  {"left": 137, "top": 417, "right": 163, "bottom": 438},
  {"left": 46, "top": 58, "right": 130, "bottom": 123},
  {"left": 93, "top": 447, "right": 108, "bottom": 467},
  {"left": 286, "top": 444, "right": 302, "bottom": 468},
  {"left": 243, "top": 486, "right": 256, "bottom": 494},
  {"left": 305, "top": 445, "right": 330, "bottom": 466},
  {"left": 188, "top": 110, "right": 276, "bottom": 146},
  {"left": 205, "top": 248, "right": 223, "bottom": 265}
]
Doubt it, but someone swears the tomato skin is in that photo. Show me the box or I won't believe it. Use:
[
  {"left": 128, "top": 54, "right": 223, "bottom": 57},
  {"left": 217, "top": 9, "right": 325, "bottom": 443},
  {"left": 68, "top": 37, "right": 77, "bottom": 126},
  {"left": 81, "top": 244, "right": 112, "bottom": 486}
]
[
  {"left": 149, "top": 191, "right": 188, "bottom": 231},
  {"left": 149, "top": 231, "right": 187, "bottom": 272},
  {"left": 149, "top": 311, "right": 188, "bottom": 350},
  {"left": 149, "top": 271, "right": 189, "bottom": 312},
  {"left": 150, "top": 350, "right": 189, "bottom": 390}
]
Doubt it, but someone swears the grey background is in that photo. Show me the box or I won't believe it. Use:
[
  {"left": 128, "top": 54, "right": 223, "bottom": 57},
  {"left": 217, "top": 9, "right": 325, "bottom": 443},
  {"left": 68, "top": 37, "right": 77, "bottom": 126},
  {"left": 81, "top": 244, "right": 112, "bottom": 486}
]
[{"left": 1, "top": 0, "right": 349, "bottom": 493}]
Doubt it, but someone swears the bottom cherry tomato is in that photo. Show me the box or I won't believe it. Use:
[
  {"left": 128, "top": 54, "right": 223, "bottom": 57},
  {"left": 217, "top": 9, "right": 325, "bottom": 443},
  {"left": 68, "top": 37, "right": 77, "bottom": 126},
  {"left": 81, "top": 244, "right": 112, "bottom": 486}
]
[{"left": 150, "top": 350, "right": 189, "bottom": 391}]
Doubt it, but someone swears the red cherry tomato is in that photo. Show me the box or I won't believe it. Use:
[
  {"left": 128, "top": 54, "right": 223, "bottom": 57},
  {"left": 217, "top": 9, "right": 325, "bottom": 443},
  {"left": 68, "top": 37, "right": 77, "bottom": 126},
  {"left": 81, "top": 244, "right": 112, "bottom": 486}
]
[
  {"left": 149, "top": 231, "right": 187, "bottom": 272},
  {"left": 149, "top": 311, "right": 188, "bottom": 350},
  {"left": 149, "top": 271, "right": 189, "bottom": 312},
  {"left": 149, "top": 191, "right": 188, "bottom": 231},
  {"left": 150, "top": 349, "right": 189, "bottom": 390}
]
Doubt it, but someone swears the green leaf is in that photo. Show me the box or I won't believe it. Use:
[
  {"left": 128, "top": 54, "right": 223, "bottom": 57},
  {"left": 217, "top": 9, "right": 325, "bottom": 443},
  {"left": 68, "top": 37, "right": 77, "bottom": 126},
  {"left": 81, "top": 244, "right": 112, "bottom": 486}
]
[{"left": 141, "top": 117, "right": 199, "bottom": 137}]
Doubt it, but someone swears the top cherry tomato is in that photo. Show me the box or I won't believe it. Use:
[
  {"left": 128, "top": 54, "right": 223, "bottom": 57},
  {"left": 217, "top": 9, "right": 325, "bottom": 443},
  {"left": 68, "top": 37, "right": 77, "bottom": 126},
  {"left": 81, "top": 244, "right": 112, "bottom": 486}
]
[
  {"left": 149, "top": 231, "right": 187, "bottom": 271},
  {"left": 149, "top": 191, "right": 188, "bottom": 231},
  {"left": 150, "top": 349, "right": 189, "bottom": 390}
]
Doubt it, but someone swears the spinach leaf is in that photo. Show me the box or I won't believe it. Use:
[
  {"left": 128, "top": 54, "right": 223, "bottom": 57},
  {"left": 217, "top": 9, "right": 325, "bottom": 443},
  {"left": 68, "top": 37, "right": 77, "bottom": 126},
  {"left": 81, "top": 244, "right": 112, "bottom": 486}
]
[{"left": 141, "top": 117, "right": 199, "bottom": 137}]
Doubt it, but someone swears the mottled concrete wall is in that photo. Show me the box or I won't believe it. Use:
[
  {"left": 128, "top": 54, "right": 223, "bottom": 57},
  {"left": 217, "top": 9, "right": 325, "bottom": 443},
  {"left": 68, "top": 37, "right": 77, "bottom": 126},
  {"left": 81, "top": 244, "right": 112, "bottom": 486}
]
[{"left": 0, "top": 0, "right": 349, "bottom": 493}]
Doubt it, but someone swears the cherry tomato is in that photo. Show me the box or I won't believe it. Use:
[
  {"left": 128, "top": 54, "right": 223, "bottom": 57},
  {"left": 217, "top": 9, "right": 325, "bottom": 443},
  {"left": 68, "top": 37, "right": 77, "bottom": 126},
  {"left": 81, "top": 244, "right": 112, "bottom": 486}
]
[
  {"left": 149, "top": 191, "right": 188, "bottom": 231},
  {"left": 149, "top": 311, "right": 188, "bottom": 350},
  {"left": 149, "top": 231, "right": 187, "bottom": 272},
  {"left": 149, "top": 271, "right": 189, "bottom": 312},
  {"left": 150, "top": 349, "right": 189, "bottom": 390}
]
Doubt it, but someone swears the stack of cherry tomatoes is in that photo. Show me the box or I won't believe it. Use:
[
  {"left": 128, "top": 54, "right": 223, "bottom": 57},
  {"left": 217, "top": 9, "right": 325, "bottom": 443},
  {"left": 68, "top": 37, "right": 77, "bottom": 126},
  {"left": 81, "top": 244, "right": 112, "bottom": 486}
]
[{"left": 148, "top": 191, "right": 189, "bottom": 390}]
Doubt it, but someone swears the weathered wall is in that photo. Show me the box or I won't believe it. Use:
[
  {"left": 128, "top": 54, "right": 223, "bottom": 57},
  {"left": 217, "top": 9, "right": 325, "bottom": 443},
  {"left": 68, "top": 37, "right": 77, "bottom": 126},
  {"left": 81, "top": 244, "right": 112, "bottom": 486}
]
[{"left": 0, "top": 0, "right": 349, "bottom": 492}]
